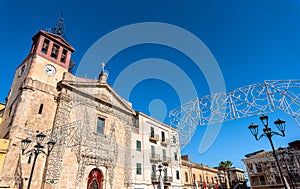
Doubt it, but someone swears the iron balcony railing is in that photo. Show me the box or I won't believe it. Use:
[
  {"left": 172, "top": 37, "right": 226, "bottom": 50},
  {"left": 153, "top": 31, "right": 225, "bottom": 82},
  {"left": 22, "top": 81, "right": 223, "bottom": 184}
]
[
  {"left": 161, "top": 138, "right": 170, "bottom": 145},
  {"left": 150, "top": 153, "right": 160, "bottom": 161},
  {"left": 164, "top": 176, "right": 173, "bottom": 182},
  {"left": 149, "top": 133, "right": 159, "bottom": 141},
  {"left": 151, "top": 175, "right": 173, "bottom": 183},
  {"left": 162, "top": 156, "right": 171, "bottom": 165}
]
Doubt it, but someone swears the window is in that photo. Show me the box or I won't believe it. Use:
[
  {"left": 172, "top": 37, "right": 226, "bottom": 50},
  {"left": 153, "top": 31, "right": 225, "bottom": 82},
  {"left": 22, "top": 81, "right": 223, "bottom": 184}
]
[
  {"left": 256, "top": 163, "right": 262, "bottom": 172},
  {"left": 152, "top": 164, "right": 156, "bottom": 173},
  {"left": 38, "top": 104, "right": 43, "bottom": 114},
  {"left": 173, "top": 135, "right": 176, "bottom": 144},
  {"left": 185, "top": 172, "right": 188, "bottom": 182},
  {"left": 60, "top": 49, "right": 68, "bottom": 63},
  {"left": 97, "top": 117, "right": 105, "bottom": 134},
  {"left": 161, "top": 131, "right": 165, "bottom": 142},
  {"left": 271, "top": 162, "right": 276, "bottom": 167},
  {"left": 51, "top": 44, "right": 59, "bottom": 59},
  {"left": 176, "top": 170, "right": 180, "bottom": 179},
  {"left": 162, "top": 149, "right": 166, "bottom": 161},
  {"left": 41, "top": 39, "right": 50, "bottom": 54},
  {"left": 136, "top": 140, "right": 141, "bottom": 151},
  {"left": 174, "top": 152, "right": 178, "bottom": 161},
  {"left": 193, "top": 174, "right": 196, "bottom": 181},
  {"left": 150, "top": 127, "right": 154, "bottom": 137},
  {"left": 151, "top": 145, "right": 155, "bottom": 158},
  {"left": 200, "top": 175, "right": 202, "bottom": 182},
  {"left": 151, "top": 164, "right": 156, "bottom": 179},
  {"left": 136, "top": 163, "right": 142, "bottom": 175},
  {"left": 164, "top": 169, "right": 168, "bottom": 180}
]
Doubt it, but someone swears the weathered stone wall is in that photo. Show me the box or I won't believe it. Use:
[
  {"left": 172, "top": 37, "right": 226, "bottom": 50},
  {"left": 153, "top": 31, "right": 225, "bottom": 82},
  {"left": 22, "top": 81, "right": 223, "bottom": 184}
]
[
  {"left": 43, "top": 77, "right": 136, "bottom": 189},
  {"left": 0, "top": 76, "right": 59, "bottom": 188}
]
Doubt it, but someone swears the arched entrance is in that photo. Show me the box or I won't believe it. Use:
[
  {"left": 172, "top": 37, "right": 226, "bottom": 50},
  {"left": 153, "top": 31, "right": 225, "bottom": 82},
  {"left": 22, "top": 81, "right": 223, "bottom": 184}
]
[{"left": 87, "top": 168, "right": 103, "bottom": 189}]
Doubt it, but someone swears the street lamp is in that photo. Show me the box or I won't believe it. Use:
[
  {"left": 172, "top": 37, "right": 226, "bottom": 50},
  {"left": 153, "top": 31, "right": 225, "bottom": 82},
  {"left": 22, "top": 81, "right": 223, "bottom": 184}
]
[
  {"left": 248, "top": 115, "right": 288, "bottom": 189},
  {"left": 21, "top": 131, "right": 56, "bottom": 189},
  {"left": 155, "top": 160, "right": 168, "bottom": 189},
  {"left": 278, "top": 147, "right": 296, "bottom": 189}
]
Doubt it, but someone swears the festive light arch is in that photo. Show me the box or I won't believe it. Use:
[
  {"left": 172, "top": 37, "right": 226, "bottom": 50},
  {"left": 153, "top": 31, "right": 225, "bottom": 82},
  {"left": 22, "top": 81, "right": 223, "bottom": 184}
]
[{"left": 169, "top": 80, "right": 300, "bottom": 146}]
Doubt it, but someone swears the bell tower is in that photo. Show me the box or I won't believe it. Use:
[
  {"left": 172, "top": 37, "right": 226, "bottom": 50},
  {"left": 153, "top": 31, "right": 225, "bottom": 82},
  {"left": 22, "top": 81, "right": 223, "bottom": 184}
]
[
  {"left": 0, "top": 18, "right": 75, "bottom": 188},
  {"left": 26, "top": 17, "right": 75, "bottom": 86},
  {"left": 0, "top": 17, "right": 75, "bottom": 137}
]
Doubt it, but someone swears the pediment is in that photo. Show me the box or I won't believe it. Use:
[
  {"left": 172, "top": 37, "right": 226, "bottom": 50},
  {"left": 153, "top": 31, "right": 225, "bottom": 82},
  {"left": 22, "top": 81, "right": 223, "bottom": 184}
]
[
  {"left": 94, "top": 84, "right": 135, "bottom": 115},
  {"left": 60, "top": 80, "right": 135, "bottom": 115}
]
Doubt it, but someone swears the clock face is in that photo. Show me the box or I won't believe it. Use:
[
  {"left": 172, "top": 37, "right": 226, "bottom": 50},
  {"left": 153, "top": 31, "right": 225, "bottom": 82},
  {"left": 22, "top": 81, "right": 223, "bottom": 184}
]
[{"left": 45, "top": 64, "right": 56, "bottom": 76}]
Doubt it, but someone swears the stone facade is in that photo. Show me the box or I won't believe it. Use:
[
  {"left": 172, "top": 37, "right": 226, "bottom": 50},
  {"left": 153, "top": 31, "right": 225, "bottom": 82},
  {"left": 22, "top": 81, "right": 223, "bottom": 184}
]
[
  {"left": 0, "top": 29, "right": 183, "bottom": 189},
  {"left": 0, "top": 103, "right": 5, "bottom": 125},
  {"left": 242, "top": 141, "right": 300, "bottom": 189}
]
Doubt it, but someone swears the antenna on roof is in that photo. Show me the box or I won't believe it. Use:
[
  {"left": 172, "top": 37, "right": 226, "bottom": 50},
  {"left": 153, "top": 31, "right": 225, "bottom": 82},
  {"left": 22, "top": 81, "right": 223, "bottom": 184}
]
[{"left": 51, "top": 13, "right": 66, "bottom": 39}]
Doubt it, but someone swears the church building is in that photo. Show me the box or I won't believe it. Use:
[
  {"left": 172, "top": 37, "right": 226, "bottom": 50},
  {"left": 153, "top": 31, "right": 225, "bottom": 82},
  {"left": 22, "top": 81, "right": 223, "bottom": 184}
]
[{"left": 0, "top": 20, "right": 183, "bottom": 189}]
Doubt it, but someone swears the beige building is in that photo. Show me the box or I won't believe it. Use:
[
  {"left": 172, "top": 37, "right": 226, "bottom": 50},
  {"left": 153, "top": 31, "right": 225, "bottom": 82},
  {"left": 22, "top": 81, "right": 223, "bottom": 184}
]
[
  {"left": 0, "top": 103, "right": 5, "bottom": 125},
  {"left": 181, "top": 155, "right": 229, "bottom": 189},
  {"left": 228, "top": 167, "right": 247, "bottom": 189},
  {"left": 242, "top": 140, "right": 300, "bottom": 189},
  {"left": 0, "top": 24, "right": 182, "bottom": 188},
  {"left": 0, "top": 103, "right": 8, "bottom": 174}
]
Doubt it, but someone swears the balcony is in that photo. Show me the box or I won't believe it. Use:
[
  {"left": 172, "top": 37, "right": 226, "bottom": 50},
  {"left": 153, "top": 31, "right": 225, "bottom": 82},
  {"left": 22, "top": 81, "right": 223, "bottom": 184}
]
[
  {"left": 256, "top": 167, "right": 263, "bottom": 173},
  {"left": 251, "top": 181, "right": 267, "bottom": 186},
  {"left": 164, "top": 176, "right": 173, "bottom": 183},
  {"left": 151, "top": 175, "right": 173, "bottom": 183},
  {"left": 162, "top": 156, "right": 171, "bottom": 165},
  {"left": 150, "top": 153, "right": 160, "bottom": 162},
  {"left": 161, "top": 138, "right": 170, "bottom": 146},
  {"left": 149, "top": 133, "right": 159, "bottom": 143},
  {"left": 151, "top": 174, "right": 158, "bottom": 182}
]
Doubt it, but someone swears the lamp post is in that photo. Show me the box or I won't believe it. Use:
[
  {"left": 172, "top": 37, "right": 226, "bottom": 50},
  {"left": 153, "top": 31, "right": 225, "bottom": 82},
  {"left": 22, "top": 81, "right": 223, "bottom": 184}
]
[
  {"left": 21, "top": 131, "right": 56, "bottom": 189},
  {"left": 278, "top": 147, "right": 296, "bottom": 189},
  {"left": 248, "top": 115, "right": 288, "bottom": 189},
  {"left": 155, "top": 160, "right": 168, "bottom": 189}
]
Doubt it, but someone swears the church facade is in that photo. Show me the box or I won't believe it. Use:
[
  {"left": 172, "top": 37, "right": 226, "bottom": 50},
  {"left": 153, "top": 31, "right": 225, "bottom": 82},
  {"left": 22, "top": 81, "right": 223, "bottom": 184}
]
[{"left": 0, "top": 26, "right": 183, "bottom": 189}]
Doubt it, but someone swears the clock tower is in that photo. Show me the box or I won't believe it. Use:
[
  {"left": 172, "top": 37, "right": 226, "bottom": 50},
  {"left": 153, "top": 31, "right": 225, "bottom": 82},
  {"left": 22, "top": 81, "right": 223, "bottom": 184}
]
[{"left": 0, "top": 19, "right": 75, "bottom": 188}]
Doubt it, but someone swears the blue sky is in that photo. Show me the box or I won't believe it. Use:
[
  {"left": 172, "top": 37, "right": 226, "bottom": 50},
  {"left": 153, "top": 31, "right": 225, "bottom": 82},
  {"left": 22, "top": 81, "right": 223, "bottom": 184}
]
[{"left": 1, "top": 0, "right": 300, "bottom": 174}]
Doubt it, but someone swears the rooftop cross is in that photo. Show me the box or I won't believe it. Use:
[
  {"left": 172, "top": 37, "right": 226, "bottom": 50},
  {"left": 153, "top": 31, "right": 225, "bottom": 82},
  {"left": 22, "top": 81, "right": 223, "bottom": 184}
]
[
  {"left": 101, "top": 62, "right": 105, "bottom": 72},
  {"left": 98, "top": 62, "right": 108, "bottom": 83}
]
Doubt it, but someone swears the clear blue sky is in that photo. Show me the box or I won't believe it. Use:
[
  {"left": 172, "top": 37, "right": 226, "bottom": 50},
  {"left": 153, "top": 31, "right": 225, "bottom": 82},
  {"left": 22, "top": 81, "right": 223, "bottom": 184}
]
[{"left": 1, "top": 0, "right": 300, "bottom": 174}]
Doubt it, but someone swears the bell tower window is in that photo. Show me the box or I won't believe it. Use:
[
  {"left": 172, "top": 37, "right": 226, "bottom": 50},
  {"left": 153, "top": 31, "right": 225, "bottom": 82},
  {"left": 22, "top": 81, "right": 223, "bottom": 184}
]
[
  {"left": 60, "top": 49, "right": 68, "bottom": 63},
  {"left": 41, "top": 39, "right": 50, "bottom": 54},
  {"left": 51, "top": 44, "right": 60, "bottom": 59}
]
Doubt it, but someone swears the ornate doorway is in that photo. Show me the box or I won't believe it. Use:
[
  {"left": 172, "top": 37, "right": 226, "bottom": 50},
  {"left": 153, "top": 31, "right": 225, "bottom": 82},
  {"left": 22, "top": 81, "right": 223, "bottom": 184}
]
[{"left": 87, "top": 168, "right": 103, "bottom": 189}]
